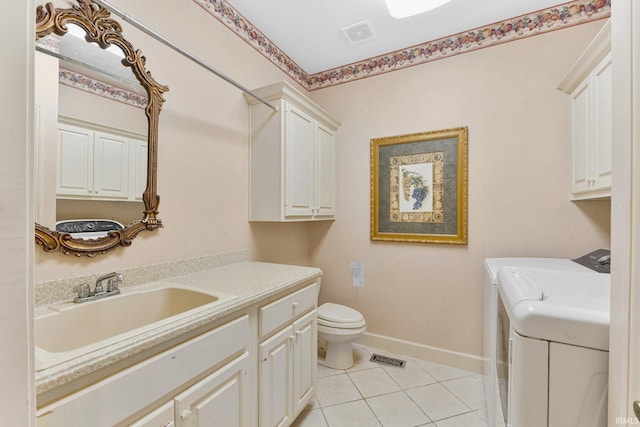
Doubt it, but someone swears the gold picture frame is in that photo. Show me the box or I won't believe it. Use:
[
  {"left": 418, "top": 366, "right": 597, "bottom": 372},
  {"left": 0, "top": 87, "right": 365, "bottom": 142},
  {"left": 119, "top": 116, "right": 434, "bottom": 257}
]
[{"left": 370, "top": 127, "right": 468, "bottom": 244}]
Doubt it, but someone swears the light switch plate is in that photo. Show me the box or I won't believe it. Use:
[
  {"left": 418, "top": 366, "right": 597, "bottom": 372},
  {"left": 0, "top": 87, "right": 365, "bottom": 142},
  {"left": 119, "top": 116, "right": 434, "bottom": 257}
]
[{"left": 350, "top": 261, "right": 364, "bottom": 287}]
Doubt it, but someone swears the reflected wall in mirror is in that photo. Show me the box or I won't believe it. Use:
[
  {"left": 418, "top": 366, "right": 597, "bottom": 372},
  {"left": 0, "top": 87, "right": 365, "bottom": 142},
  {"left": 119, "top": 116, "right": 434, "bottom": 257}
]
[{"left": 34, "top": 0, "right": 168, "bottom": 257}]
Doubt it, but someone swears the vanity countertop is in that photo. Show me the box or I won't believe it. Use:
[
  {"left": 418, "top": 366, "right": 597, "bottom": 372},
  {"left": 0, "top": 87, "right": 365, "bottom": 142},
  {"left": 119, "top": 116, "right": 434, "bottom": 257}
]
[{"left": 35, "top": 261, "right": 322, "bottom": 396}]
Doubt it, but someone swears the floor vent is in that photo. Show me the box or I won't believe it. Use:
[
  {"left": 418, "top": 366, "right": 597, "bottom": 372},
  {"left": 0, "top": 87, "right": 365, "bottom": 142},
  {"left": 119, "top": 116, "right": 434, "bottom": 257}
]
[{"left": 369, "top": 354, "right": 406, "bottom": 369}]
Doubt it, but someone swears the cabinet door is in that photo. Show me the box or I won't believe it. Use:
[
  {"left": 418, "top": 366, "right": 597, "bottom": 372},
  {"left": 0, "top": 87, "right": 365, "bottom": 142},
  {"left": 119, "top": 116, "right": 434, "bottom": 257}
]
[
  {"left": 174, "top": 352, "right": 251, "bottom": 427},
  {"left": 133, "top": 139, "right": 148, "bottom": 201},
  {"left": 259, "top": 325, "right": 294, "bottom": 427},
  {"left": 94, "top": 131, "right": 130, "bottom": 199},
  {"left": 591, "top": 52, "right": 612, "bottom": 192},
  {"left": 570, "top": 79, "right": 591, "bottom": 195},
  {"left": 292, "top": 310, "right": 317, "bottom": 416},
  {"left": 315, "top": 123, "right": 336, "bottom": 219},
  {"left": 57, "top": 124, "right": 94, "bottom": 197},
  {"left": 129, "top": 401, "right": 175, "bottom": 427},
  {"left": 284, "top": 103, "right": 315, "bottom": 218}
]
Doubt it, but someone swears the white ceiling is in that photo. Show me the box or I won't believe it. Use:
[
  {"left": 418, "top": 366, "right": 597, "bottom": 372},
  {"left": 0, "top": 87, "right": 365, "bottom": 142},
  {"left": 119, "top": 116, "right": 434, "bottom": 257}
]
[{"left": 226, "top": 0, "right": 568, "bottom": 74}]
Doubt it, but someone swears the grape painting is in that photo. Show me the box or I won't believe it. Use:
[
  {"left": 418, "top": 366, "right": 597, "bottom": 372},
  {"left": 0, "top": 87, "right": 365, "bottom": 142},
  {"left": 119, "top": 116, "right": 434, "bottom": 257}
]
[{"left": 401, "top": 169, "right": 430, "bottom": 211}]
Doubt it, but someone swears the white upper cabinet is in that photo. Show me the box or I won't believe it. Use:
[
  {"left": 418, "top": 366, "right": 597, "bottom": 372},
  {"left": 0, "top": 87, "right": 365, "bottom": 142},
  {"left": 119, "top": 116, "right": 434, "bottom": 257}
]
[
  {"left": 245, "top": 82, "right": 340, "bottom": 221},
  {"left": 558, "top": 20, "right": 611, "bottom": 200},
  {"left": 57, "top": 120, "right": 146, "bottom": 201}
]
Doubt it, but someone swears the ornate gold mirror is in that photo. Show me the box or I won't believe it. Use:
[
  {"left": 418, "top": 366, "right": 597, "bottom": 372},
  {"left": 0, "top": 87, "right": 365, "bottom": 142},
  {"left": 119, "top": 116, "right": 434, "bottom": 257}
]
[{"left": 34, "top": 0, "right": 168, "bottom": 257}]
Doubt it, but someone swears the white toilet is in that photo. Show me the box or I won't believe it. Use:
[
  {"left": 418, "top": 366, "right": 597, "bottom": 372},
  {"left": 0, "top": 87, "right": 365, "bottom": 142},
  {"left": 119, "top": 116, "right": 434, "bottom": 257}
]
[{"left": 317, "top": 302, "right": 366, "bottom": 370}]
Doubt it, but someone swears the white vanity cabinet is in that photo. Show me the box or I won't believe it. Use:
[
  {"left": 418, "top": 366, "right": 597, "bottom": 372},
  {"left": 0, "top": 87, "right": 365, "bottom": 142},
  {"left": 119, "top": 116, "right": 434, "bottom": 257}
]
[
  {"left": 258, "top": 283, "right": 318, "bottom": 427},
  {"left": 128, "top": 353, "right": 251, "bottom": 427},
  {"left": 36, "top": 275, "right": 321, "bottom": 427},
  {"left": 558, "top": 20, "right": 611, "bottom": 200},
  {"left": 37, "top": 315, "right": 252, "bottom": 427},
  {"left": 245, "top": 82, "right": 340, "bottom": 221},
  {"left": 57, "top": 120, "right": 146, "bottom": 201}
]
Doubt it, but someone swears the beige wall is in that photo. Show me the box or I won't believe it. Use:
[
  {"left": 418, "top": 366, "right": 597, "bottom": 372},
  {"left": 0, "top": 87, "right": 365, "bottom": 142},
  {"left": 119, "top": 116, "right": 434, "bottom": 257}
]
[
  {"left": 308, "top": 21, "right": 611, "bottom": 358},
  {"left": 35, "top": 0, "right": 312, "bottom": 282},
  {"left": 33, "top": 1, "right": 611, "bottom": 361},
  {"left": 1, "top": 0, "right": 35, "bottom": 423}
]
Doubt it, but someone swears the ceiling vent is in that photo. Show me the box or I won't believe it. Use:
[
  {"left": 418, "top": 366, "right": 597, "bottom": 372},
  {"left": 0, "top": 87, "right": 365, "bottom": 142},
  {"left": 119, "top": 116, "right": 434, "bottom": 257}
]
[{"left": 341, "top": 20, "right": 375, "bottom": 45}]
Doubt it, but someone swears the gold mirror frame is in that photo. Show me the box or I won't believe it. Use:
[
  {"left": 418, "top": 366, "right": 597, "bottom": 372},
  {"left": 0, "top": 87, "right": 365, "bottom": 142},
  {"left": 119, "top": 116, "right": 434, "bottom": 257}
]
[{"left": 34, "top": 0, "right": 168, "bottom": 257}]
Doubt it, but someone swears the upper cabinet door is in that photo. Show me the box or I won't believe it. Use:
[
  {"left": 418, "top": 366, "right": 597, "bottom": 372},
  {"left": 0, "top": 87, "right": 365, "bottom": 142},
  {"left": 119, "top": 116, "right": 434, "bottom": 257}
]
[
  {"left": 591, "top": 52, "right": 612, "bottom": 192},
  {"left": 570, "top": 79, "right": 591, "bottom": 195},
  {"left": 284, "top": 103, "right": 315, "bottom": 219},
  {"left": 57, "top": 123, "right": 94, "bottom": 197},
  {"left": 314, "top": 123, "right": 336, "bottom": 218},
  {"left": 94, "top": 131, "right": 130, "bottom": 199}
]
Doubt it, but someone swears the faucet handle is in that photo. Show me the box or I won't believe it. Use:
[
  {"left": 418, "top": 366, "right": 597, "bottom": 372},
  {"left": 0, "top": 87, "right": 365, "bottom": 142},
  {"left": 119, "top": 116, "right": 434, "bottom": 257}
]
[
  {"left": 94, "top": 282, "right": 104, "bottom": 294},
  {"left": 73, "top": 283, "right": 91, "bottom": 299},
  {"left": 106, "top": 278, "right": 120, "bottom": 292}
]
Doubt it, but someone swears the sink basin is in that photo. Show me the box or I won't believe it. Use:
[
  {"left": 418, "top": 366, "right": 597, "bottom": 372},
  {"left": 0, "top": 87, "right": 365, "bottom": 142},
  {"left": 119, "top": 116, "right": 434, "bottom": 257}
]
[{"left": 35, "top": 286, "right": 236, "bottom": 370}]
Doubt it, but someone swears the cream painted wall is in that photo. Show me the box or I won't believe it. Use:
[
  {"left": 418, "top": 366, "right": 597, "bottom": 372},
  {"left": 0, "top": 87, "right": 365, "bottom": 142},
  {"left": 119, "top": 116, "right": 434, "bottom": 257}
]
[
  {"left": 308, "top": 21, "right": 611, "bottom": 358},
  {"left": 33, "top": 1, "right": 611, "bottom": 362},
  {"left": 1, "top": 0, "right": 35, "bottom": 424},
  {"left": 34, "top": 0, "right": 312, "bottom": 282}
]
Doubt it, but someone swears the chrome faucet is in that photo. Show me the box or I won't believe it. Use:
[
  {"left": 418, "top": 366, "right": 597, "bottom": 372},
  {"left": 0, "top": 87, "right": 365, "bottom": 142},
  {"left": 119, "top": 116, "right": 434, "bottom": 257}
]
[{"left": 73, "top": 272, "right": 123, "bottom": 303}]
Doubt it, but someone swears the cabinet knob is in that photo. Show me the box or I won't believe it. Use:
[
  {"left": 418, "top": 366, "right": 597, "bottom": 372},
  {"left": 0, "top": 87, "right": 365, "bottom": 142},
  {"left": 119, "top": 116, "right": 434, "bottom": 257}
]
[
  {"left": 292, "top": 301, "right": 298, "bottom": 309},
  {"left": 180, "top": 409, "right": 192, "bottom": 419}
]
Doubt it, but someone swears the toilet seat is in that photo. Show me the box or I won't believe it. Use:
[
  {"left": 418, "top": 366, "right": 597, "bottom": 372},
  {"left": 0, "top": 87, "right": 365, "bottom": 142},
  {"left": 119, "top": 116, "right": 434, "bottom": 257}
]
[{"left": 318, "top": 303, "right": 366, "bottom": 328}]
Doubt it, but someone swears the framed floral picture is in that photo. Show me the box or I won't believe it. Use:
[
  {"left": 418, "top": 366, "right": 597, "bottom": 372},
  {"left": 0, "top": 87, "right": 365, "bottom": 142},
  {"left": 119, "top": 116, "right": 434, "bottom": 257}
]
[{"left": 370, "top": 127, "right": 468, "bottom": 244}]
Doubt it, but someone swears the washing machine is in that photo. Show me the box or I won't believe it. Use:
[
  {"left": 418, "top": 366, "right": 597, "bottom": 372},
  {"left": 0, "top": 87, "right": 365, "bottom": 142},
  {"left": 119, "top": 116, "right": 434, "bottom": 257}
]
[
  {"left": 55, "top": 219, "right": 124, "bottom": 239},
  {"left": 495, "top": 261, "right": 610, "bottom": 426}
]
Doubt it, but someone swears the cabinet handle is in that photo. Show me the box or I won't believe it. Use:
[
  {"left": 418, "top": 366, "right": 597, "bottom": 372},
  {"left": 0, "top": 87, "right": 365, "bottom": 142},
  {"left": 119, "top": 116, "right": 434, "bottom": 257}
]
[
  {"left": 292, "top": 301, "right": 298, "bottom": 309},
  {"left": 180, "top": 409, "right": 192, "bottom": 419}
]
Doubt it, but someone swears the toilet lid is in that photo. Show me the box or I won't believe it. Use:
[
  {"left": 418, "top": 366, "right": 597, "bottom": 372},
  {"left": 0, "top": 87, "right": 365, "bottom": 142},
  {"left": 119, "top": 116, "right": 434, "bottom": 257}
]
[{"left": 318, "top": 303, "right": 364, "bottom": 324}]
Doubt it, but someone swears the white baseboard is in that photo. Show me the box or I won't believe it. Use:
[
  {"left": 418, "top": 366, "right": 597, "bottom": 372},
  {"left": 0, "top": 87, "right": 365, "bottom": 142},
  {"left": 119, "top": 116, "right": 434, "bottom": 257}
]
[{"left": 355, "top": 331, "right": 484, "bottom": 374}]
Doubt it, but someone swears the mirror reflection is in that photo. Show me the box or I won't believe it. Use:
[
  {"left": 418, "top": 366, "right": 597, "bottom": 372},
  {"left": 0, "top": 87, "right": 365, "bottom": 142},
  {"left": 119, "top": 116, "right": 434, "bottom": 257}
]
[
  {"left": 36, "top": 23, "right": 148, "bottom": 237},
  {"left": 35, "top": 0, "right": 168, "bottom": 256}
]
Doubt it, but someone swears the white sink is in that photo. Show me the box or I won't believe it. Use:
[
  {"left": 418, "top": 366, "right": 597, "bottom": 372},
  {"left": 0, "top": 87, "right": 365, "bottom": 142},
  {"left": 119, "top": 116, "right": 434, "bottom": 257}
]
[{"left": 35, "top": 285, "right": 236, "bottom": 370}]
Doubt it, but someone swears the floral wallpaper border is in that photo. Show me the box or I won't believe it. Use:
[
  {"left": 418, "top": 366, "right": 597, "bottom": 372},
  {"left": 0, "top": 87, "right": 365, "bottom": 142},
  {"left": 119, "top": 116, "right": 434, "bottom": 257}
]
[
  {"left": 36, "top": 37, "right": 148, "bottom": 108},
  {"left": 59, "top": 69, "right": 149, "bottom": 109},
  {"left": 193, "top": 0, "right": 610, "bottom": 91}
]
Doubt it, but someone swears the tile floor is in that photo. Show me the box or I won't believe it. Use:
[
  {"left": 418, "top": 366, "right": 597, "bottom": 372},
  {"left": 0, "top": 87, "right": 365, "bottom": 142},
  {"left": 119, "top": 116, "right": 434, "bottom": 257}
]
[{"left": 292, "top": 345, "right": 488, "bottom": 427}]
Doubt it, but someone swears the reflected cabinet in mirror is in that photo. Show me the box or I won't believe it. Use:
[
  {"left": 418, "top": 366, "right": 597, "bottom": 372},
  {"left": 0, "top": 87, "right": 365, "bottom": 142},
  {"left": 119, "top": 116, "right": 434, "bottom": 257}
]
[{"left": 34, "top": 0, "right": 168, "bottom": 257}]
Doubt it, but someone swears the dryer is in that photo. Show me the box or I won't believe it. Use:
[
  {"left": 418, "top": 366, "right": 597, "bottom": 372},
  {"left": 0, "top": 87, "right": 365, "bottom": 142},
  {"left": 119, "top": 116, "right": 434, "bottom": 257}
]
[
  {"left": 497, "top": 265, "right": 610, "bottom": 426},
  {"left": 483, "top": 258, "right": 596, "bottom": 426}
]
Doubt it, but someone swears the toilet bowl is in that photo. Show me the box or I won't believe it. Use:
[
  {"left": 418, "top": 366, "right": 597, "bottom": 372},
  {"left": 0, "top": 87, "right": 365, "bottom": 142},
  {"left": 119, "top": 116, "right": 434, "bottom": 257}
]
[{"left": 317, "top": 302, "right": 366, "bottom": 370}]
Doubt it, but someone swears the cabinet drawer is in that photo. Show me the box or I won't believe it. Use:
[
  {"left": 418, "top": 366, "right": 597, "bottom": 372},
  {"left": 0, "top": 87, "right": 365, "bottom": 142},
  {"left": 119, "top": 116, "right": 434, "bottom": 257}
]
[
  {"left": 259, "top": 282, "right": 317, "bottom": 338},
  {"left": 37, "top": 315, "right": 249, "bottom": 427}
]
